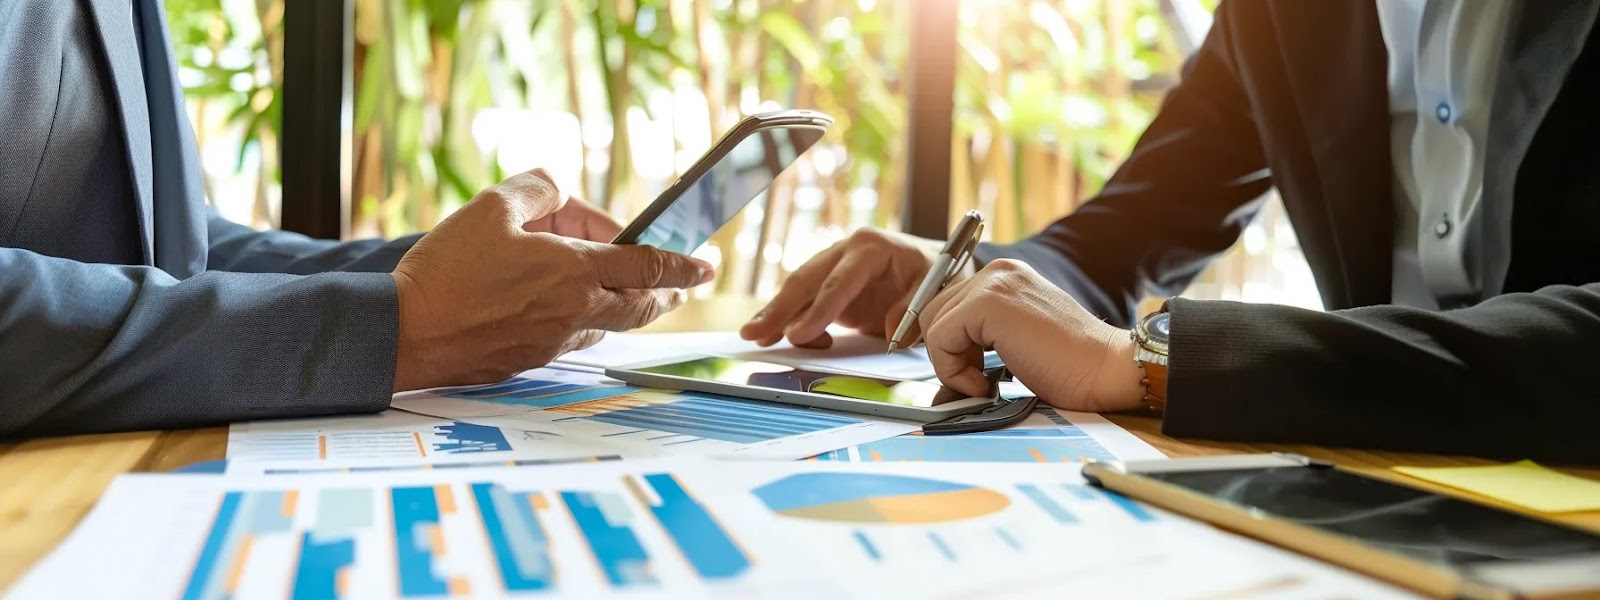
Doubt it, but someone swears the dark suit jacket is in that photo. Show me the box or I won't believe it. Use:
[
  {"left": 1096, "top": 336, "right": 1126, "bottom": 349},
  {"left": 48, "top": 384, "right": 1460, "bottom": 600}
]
[
  {"left": 0, "top": 0, "right": 419, "bottom": 438},
  {"left": 976, "top": 1, "right": 1600, "bottom": 464}
]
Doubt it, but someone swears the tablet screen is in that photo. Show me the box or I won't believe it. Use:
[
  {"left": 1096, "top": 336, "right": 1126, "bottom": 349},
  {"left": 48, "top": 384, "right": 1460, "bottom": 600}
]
[
  {"left": 634, "top": 126, "right": 825, "bottom": 254},
  {"left": 635, "top": 357, "right": 951, "bottom": 407}
]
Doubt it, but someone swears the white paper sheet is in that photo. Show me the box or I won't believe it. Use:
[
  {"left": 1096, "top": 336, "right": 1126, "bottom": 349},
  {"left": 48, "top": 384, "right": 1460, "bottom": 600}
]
[
  {"left": 809, "top": 406, "right": 1166, "bottom": 463},
  {"left": 226, "top": 409, "right": 632, "bottom": 464},
  {"left": 557, "top": 330, "right": 968, "bottom": 381},
  {"left": 9, "top": 460, "right": 1416, "bottom": 599},
  {"left": 392, "top": 368, "right": 920, "bottom": 460}
]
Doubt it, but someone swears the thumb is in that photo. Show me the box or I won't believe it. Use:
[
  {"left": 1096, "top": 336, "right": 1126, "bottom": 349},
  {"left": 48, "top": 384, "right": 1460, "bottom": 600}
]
[
  {"left": 585, "top": 243, "right": 716, "bottom": 289},
  {"left": 482, "top": 168, "right": 567, "bottom": 231}
]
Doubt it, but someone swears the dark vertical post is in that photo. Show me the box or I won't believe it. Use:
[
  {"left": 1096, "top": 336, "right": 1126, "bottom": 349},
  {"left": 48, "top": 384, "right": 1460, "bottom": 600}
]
[
  {"left": 901, "top": 0, "right": 958, "bottom": 239},
  {"left": 279, "top": 0, "right": 354, "bottom": 239}
]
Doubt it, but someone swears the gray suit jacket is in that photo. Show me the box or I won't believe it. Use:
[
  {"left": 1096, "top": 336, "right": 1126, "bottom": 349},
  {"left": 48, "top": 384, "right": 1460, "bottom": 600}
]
[{"left": 0, "top": 0, "right": 420, "bottom": 438}]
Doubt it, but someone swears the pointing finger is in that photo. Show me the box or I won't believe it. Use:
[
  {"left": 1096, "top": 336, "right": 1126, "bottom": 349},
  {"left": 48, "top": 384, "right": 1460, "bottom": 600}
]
[
  {"left": 785, "top": 250, "right": 887, "bottom": 346},
  {"left": 739, "top": 245, "right": 843, "bottom": 344}
]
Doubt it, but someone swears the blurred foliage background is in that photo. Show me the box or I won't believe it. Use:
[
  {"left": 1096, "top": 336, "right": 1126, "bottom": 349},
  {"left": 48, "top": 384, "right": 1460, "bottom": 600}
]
[{"left": 166, "top": 0, "right": 1319, "bottom": 308}]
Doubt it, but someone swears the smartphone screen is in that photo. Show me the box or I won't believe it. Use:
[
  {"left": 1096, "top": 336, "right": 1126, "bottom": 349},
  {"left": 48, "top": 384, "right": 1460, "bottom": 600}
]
[
  {"left": 1145, "top": 466, "right": 1600, "bottom": 569},
  {"left": 631, "top": 125, "right": 826, "bottom": 254},
  {"left": 635, "top": 357, "right": 951, "bottom": 407}
]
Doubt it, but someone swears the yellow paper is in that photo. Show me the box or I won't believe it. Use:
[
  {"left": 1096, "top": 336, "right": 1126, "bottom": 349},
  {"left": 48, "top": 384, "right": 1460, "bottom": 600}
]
[{"left": 1393, "top": 460, "right": 1600, "bottom": 513}]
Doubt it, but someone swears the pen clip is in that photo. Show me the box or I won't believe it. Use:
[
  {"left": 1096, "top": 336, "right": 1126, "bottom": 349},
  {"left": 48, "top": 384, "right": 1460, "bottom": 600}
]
[{"left": 945, "top": 221, "right": 984, "bottom": 280}]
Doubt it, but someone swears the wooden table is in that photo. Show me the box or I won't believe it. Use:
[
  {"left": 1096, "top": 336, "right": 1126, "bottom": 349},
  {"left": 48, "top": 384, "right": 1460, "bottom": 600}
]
[{"left": 3, "top": 296, "right": 1599, "bottom": 589}]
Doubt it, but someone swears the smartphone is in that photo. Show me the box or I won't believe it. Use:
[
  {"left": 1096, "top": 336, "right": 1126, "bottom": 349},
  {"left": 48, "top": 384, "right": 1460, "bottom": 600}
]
[
  {"left": 612, "top": 110, "right": 833, "bottom": 254},
  {"left": 1082, "top": 454, "right": 1600, "bottom": 599},
  {"left": 606, "top": 355, "right": 994, "bottom": 422}
]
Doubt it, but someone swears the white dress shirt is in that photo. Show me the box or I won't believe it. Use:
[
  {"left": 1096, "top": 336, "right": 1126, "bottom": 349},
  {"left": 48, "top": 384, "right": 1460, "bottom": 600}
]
[{"left": 1376, "top": 0, "right": 1514, "bottom": 309}]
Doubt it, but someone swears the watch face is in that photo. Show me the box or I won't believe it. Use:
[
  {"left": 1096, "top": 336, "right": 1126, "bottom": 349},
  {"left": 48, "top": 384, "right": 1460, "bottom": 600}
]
[{"left": 1150, "top": 312, "right": 1171, "bottom": 342}]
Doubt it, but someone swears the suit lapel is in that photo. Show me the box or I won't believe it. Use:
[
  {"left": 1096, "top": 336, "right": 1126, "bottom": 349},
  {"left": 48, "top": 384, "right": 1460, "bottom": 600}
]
[
  {"left": 83, "top": 0, "right": 155, "bottom": 265},
  {"left": 1480, "top": 0, "right": 1600, "bottom": 296},
  {"left": 1273, "top": 2, "right": 1395, "bottom": 308}
]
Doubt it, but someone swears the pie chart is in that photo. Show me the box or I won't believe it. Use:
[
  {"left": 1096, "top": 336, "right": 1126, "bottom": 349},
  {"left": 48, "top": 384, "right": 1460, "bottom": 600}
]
[{"left": 752, "top": 473, "right": 1010, "bottom": 524}]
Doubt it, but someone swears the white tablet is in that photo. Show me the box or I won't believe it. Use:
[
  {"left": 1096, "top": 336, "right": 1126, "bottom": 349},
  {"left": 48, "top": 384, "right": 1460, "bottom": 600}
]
[{"left": 606, "top": 355, "right": 993, "bottom": 423}]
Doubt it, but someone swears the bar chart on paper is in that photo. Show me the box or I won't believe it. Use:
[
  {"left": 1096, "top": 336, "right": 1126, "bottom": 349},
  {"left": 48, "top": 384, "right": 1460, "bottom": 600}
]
[
  {"left": 228, "top": 412, "right": 526, "bottom": 462},
  {"left": 548, "top": 391, "right": 863, "bottom": 447},
  {"left": 145, "top": 477, "right": 754, "bottom": 599},
  {"left": 392, "top": 370, "right": 920, "bottom": 460},
  {"left": 13, "top": 461, "right": 1419, "bottom": 600}
]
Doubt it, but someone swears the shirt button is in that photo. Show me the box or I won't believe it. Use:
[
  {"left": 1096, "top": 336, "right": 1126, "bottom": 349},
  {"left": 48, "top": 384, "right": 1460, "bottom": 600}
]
[
  {"left": 1436, "top": 101, "right": 1452, "bottom": 123},
  {"left": 1435, "top": 214, "right": 1452, "bottom": 238}
]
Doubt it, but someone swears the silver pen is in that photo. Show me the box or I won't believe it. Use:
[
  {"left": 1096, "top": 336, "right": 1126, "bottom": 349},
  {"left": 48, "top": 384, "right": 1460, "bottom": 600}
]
[{"left": 886, "top": 210, "right": 985, "bottom": 353}]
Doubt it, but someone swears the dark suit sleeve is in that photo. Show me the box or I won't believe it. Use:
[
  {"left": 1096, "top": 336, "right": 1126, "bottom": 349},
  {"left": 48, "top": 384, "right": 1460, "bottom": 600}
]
[
  {"left": 1163, "top": 285, "right": 1600, "bottom": 465},
  {"left": 206, "top": 210, "right": 423, "bottom": 274},
  {"left": 0, "top": 247, "right": 397, "bottom": 438},
  {"left": 973, "top": 0, "right": 1272, "bottom": 327}
]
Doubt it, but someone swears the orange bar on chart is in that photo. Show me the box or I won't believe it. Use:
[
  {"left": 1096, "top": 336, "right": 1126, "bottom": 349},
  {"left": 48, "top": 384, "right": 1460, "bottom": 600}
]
[
  {"left": 318, "top": 435, "right": 327, "bottom": 459},
  {"left": 1028, "top": 448, "right": 1047, "bottom": 463},
  {"left": 434, "top": 485, "right": 457, "bottom": 513},
  {"left": 280, "top": 490, "right": 299, "bottom": 517},
  {"left": 429, "top": 525, "right": 448, "bottom": 555},
  {"left": 449, "top": 577, "right": 472, "bottom": 597},
  {"left": 413, "top": 432, "right": 427, "bottom": 457},
  {"left": 225, "top": 536, "right": 256, "bottom": 592}
]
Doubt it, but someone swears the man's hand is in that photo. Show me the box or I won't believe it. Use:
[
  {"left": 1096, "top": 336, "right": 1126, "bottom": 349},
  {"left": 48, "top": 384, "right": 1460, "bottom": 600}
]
[
  {"left": 390, "top": 168, "right": 714, "bottom": 392},
  {"left": 919, "top": 259, "right": 1145, "bottom": 413},
  {"left": 523, "top": 196, "right": 623, "bottom": 242},
  {"left": 739, "top": 228, "right": 942, "bottom": 348}
]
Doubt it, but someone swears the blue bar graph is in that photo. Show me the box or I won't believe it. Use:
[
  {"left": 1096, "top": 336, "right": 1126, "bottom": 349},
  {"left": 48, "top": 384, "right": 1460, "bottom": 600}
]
[
  {"left": 432, "top": 422, "right": 512, "bottom": 454},
  {"left": 1016, "top": 483, "right": 1077, "bottom": 524},
  {"left": 447, "top": 378, "right": 581, "bottom": 399},
  {"left": 561, "top": 491, "right": 656, "bottom": 587},
  {"left": 638, "top": 474, "right": 751, "bottom": 579},
  {"left": 390, "top": 487, "right": 450, "bottom": 596},
  {"left": 559, "top": 393, "right": 859, "bottom": 444},
  {"left": 292, "top": 535, "right": 354, "bottom": 599},
  {"left": 183, "top": 491, "right": 295, "bottom": 600},
  {"left": 471, "top": 483, "right": 557, "bottom": 592},
  {"left": 491, "top": 386, "right": 639, "bottom": 408},
  {"left": 290, "top": 488, "right": 373, "bottom": 599}
]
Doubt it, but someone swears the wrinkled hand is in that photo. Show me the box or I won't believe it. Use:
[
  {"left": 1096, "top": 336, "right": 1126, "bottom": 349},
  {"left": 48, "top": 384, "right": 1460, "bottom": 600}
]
[
  {"left": 739, "top": 229, "right": 943, "bottom": 348},
  {"left": 391, "top": 168, "right": 714, "bottom": 392},
  {"left": 522, "top": 196, "right": 623, "bottom": 242},
  {"left": 919, "top": 259, "right": 1144, "bottom": 413}
]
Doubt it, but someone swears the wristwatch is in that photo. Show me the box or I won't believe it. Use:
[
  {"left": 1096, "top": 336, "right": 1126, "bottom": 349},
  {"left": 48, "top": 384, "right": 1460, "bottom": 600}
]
[{"left": 1131, "top": 306, "right": 1171, "bottom": 411}]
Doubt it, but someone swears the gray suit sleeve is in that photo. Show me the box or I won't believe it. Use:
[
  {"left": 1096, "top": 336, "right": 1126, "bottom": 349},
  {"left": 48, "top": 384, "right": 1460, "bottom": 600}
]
[
  {"left": 0, "top": 247, "right": 398, "bottom": 438},
  {"left": 1162, "top": 283, "right": 1600, "bottom": 465},
  {"left": 206, "top": 211, "right": 423, "bottom": 274}
]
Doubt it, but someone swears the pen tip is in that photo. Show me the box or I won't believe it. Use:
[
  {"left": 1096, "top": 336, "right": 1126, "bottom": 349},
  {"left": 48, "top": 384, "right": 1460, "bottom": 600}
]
[{"left": 885, "top": 342, "right": 899, "bottom": 355}]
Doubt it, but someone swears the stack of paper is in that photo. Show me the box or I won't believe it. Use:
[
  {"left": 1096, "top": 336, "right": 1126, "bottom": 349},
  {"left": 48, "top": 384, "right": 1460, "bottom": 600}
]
[{"left": 8, "top": 329, "right": 1422, "bottom": 598}]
